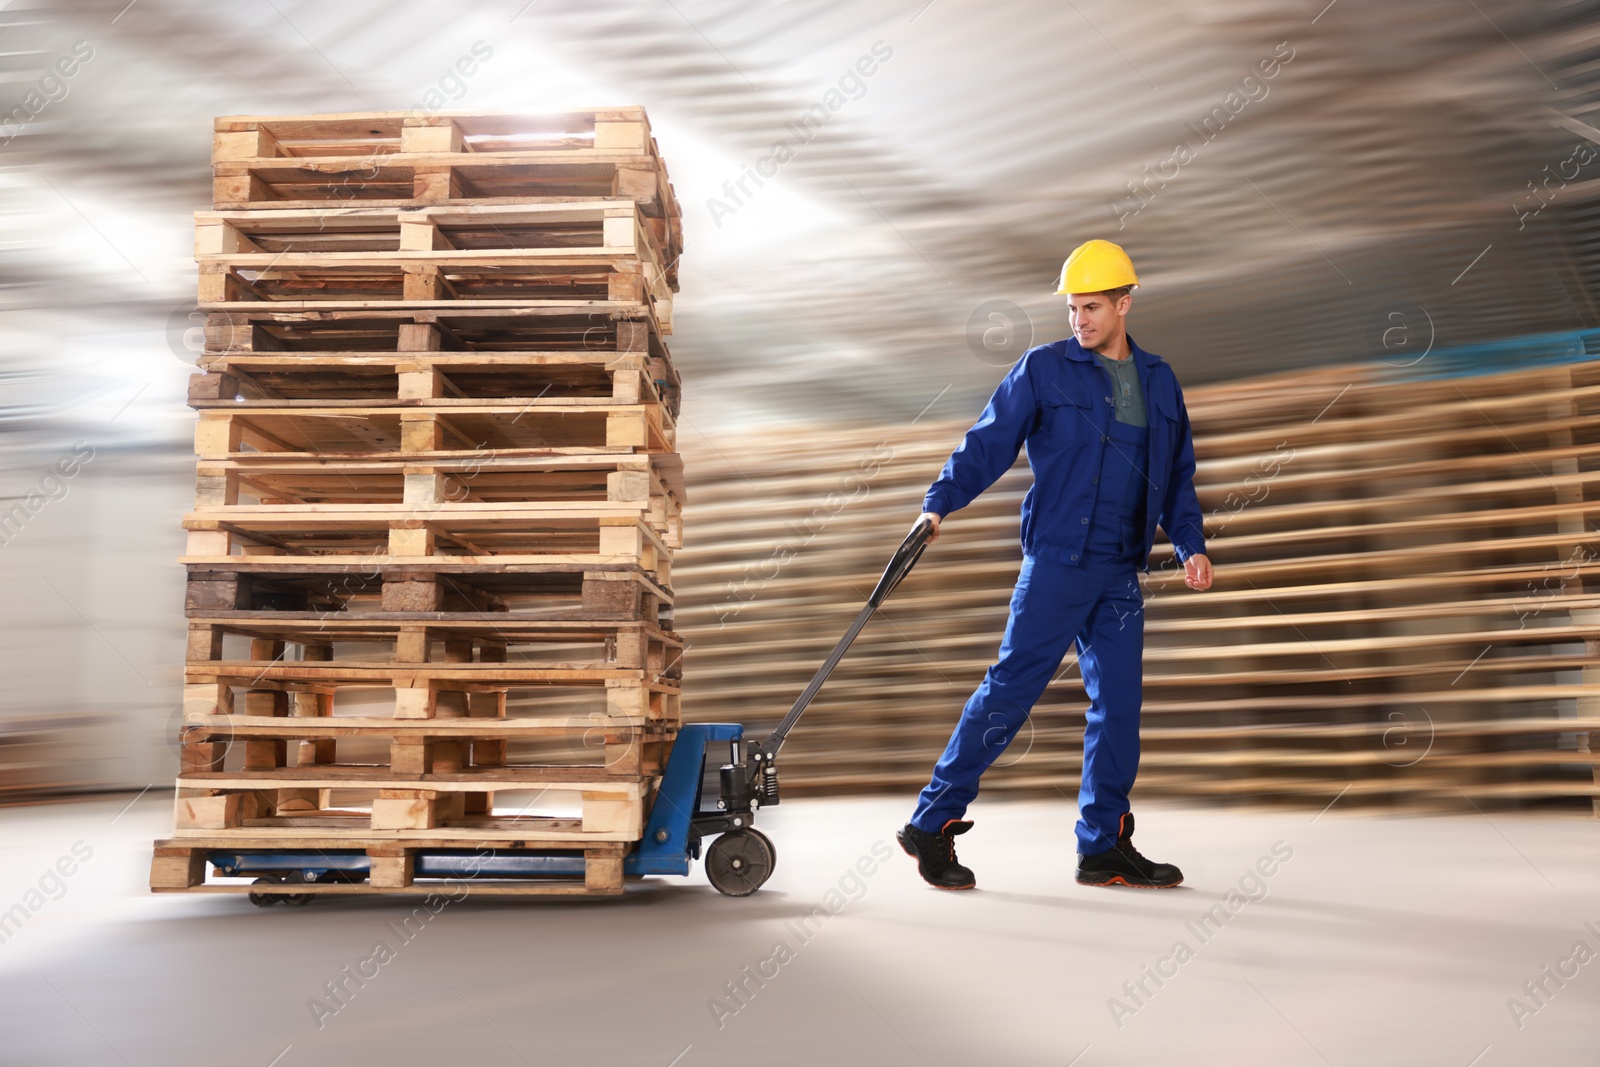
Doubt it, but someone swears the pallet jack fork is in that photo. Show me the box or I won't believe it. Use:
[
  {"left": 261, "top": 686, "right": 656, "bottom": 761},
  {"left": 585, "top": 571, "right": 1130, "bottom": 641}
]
[{"left": 222, "top": 519, "right": 934, "bottom": 902}]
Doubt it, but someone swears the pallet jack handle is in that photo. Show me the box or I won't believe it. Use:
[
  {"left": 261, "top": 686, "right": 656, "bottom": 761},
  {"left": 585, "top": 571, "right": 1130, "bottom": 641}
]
[{"left": 755, "top": 516, "right": 936, "bottom": 762}]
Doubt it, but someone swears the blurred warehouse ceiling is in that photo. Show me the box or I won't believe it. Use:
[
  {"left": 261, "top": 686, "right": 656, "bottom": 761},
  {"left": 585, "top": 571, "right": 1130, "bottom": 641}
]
[{"left": 1, "top": 0, "right": 1599, "bottom": 440}]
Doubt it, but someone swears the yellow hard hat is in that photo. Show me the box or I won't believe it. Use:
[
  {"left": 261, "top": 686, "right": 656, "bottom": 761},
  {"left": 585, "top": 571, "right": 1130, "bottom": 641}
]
[{"left": 1055, "top": 239, "right": 1139, "bottom": 295}]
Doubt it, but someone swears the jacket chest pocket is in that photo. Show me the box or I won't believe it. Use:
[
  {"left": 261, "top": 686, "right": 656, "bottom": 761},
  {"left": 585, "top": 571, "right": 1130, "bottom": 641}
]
[
  {"left": 1041, "top": 394, "right": 1097, "bottom": 445},
  {"left": 1152, "top": 395, "right": 1180, "bottom": 442}
]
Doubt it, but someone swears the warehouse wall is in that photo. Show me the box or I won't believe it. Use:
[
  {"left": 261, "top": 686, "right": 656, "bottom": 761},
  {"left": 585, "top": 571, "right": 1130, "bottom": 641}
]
[
  {"left": 0, "top": 444, "right": 189, "bottom": 796},
  {"left": 2, "top": 0, "right": 1600, "bottom": 810}
]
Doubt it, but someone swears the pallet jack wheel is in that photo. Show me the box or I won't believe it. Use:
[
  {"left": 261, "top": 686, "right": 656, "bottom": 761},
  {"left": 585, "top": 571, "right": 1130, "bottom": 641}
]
[
  {"left": 248, "top": 873, "right": 313, "bottom": 907},
  {"left": 278, "top": 870, "right": 312, "bottom": 908},
  {"left": 705, "top": 829, "right": 776, "bottom": 897},
  {"left": 248, "top": 877, "right": 281, "bottom": 907},
  {"left": 745, "top": 828, "right": 776, "bottom": 877}
]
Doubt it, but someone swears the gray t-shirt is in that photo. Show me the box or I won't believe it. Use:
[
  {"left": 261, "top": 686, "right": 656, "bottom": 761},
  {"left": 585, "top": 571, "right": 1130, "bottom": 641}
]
[{"left": 1094, "top": 352, "right": 1146, "bottom": 427}]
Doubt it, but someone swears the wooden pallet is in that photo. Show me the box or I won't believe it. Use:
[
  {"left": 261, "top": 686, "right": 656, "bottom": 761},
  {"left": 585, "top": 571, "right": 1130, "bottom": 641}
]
[
  {"left": 183, "top": 510, "right": 677, "bottom": 563},
  {"left": 187, "top": 450, "right": 683, "bottom": 520},
  {"left": 199, "top": 273, "right": 673, "bottom": 334},
  {"left": 183, "top": 659, "right": 675, "bottom": 695},
  {"left": 183, "top": 503, "right": 679, "bottom": 552},
  {"left": 172, "top": 765, "right": 654, "bottom": 835},
  {"left": 670, "top": 358, "right": 1600, "bottom": 811},
  {"left": 197, "top": 199, "right": 678, "bottom": 281},
  {"left": 185, "top": 453, "right": 683, "bottom": 549},
  {"left": 189, "top": 451, "right": 681, "bottom": 508},
  {"left": 179, "top": 718, "right": 675, "bottom": 778},
  {"left": 197, "top": 201, "right": 674, "bottom": 322},
  {"left": 198, "top": 316, "right": 680, "bottom": 418},
  {"left": 190, "top": 399, "right": 674, "bottom": 456},
  {"left": 184, "top": 615, "right": 680, "bottom": 665},
  {"left": 183, "top": 620, "right": 679, "bottom": 706},
  {"left": 181, "top": 559, "right": 673, "bottom": 613},
  {"left": 183, "top": 663, "right": 679, "bottom": 716},
  {"left": 152, "top": 838, "right": 632, "bottom": 895},
  {"left": 194, "top": 350, "right": 674, "bottom": 407},
  {"left": 179, "top": 619, "right": 681, "bottom": 784},
  {"left": 202, "top": 306, "right": 670, "bottom": 352},
  {"left": 211, "top": 109, "right": 682, "bottom": 255}
]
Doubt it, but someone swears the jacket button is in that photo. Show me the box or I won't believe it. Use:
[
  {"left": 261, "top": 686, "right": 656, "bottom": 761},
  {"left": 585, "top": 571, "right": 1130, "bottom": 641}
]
[
  {"left": 1081, "top": 517, "right": 1089, "bottom": 525},
  {"left": 1071, "top": 554, "right": 1079, "bottom": 561},
  {"left": 1105, "top": 396, "right": 1113, "bottom": 404},
  {"left": 1101, "top": 435, "right": 1109, "bottom": 443},
  {"left": 1091, "top": 476, "right": 1099, "bottom": 484}
]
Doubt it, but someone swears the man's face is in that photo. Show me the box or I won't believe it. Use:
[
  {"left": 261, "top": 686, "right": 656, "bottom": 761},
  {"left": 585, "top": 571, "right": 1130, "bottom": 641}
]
[{"left": 1066, "top": 291, "right": 1131, "bottom": 353}]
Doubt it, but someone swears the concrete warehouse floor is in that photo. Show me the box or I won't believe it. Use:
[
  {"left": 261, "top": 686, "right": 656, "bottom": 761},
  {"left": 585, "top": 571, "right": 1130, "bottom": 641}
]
[{"left": 2, "top": 793, "right": 1597, "bottom": 1067}]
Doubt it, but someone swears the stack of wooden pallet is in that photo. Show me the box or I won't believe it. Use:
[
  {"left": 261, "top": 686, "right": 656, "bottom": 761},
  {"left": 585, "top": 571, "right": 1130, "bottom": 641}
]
[
  {"left": 151, "top": 108, "right": 686, "bottom": 897},
  {"left": 672, "top": 354, "right": 1600, "bottom": 812}
]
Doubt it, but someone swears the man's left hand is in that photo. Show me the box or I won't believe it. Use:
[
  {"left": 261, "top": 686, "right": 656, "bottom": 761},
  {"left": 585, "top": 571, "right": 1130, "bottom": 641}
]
[{"left": 1184, "top": 553, "right": 1213, "bottom": 591}]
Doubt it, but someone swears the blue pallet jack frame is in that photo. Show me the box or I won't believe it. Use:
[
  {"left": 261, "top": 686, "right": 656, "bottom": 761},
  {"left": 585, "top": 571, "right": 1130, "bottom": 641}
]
[{"left": 215, "top": 519, "right": 934, "bottom": 903}]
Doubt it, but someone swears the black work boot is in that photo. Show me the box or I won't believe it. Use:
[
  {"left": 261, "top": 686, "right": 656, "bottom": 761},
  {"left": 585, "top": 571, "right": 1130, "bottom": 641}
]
[
  {"left": 897, "top": 819, "right": 977, "bottom": 890},
  {"left": 1075, "top": 812, "right": 1183, "bottom": 888}
]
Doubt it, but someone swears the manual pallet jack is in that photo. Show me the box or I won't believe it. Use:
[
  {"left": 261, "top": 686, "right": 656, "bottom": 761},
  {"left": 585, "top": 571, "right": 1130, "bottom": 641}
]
[{"left": 221, "top": 518, "right": 934, "bottom": 902}]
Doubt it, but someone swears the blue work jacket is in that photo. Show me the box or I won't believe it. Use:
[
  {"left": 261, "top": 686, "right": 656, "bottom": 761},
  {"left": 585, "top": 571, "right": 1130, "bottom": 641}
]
[{"left": 923, "top": 335, "right": 1206, "bottom": 571}]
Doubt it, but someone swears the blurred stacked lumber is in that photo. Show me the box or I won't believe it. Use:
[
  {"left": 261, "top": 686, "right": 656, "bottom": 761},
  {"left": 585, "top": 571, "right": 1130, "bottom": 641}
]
[
  {"left": 0, "top": 715, "right": 116, "bottom": 801},
  {"left": 152, "top": 108, "right": 687, "bottom": 897},
  {"left": 674, "top": 356, "right": 1600, "bottom": 812}
]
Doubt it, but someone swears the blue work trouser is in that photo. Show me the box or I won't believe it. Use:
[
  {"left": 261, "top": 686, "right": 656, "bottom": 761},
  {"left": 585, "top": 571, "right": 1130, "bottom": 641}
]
[{"left": 910, "top": 554, "right": 1145, "bottom": 855}]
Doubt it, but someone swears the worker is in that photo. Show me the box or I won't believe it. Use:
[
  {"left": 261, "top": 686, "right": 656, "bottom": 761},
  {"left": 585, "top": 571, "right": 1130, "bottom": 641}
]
[{"left": 897, "top": 239, "right": 1212, "bottom": 890}]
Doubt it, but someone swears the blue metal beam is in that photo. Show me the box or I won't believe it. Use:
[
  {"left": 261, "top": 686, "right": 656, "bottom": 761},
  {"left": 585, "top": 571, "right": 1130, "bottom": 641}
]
[{"left": 626, "top": 722, "right": 743, "bottom": 876}]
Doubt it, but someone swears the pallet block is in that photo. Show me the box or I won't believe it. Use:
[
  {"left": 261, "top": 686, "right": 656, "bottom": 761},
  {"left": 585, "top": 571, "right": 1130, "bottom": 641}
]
[{"left": 150, "top": 845, "right": 209, "bottom": 889}]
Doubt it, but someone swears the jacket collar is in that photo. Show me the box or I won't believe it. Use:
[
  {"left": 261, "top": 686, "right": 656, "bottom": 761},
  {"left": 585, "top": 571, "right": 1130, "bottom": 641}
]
[{"left": 1058, "top": 334, "right": 1159, "bottom": 367}]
